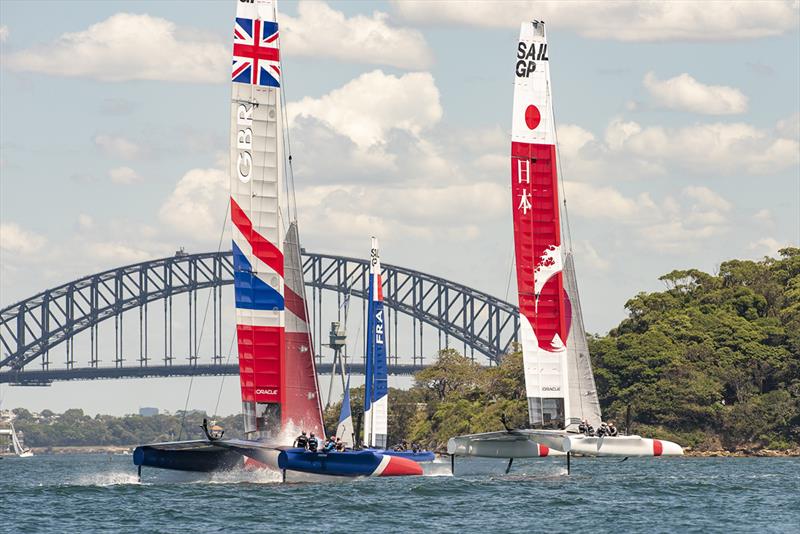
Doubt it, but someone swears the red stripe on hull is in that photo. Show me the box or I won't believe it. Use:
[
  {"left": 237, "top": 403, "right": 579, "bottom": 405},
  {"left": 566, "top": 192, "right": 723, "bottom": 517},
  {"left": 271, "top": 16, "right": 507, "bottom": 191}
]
[
  {"left": 237, "top": 324, "right": 283, "bottom": 404},
  {"left": 653, "top": 439, "right": 663, "bottom": 456},
  {"left": 230, "top": 197, "right": 284, "bottom": 278},
  {"left": 379, "top": 456, "right": 423, "bottom": 476},
  {"left": 538, "top": 444, "right": 549, "bottom": 457}
]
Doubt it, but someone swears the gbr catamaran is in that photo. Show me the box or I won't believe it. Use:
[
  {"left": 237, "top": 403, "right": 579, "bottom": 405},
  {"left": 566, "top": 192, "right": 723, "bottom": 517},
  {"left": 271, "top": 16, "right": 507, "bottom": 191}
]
[
  {"left": 447, "top": 20, "right": 683, "bottom": 466},
  {"left": 133, "top": 0, "right": 421, "bottom": 480}
]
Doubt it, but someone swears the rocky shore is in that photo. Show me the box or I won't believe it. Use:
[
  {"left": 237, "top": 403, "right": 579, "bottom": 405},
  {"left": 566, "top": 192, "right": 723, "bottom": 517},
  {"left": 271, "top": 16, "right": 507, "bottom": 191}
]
[{"left": 683, "top": 448, "right": 800, "bottom": 457}]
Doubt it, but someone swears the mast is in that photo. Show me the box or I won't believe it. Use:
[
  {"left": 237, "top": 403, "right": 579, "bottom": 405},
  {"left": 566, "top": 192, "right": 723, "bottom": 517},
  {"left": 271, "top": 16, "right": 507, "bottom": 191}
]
[
  {"left": 229, "top": 0, "right": 287, "bottom": 439},
  {"left": 363, "top": 237, "right": 388, "bottom": 448},
  {"left": 511, "top": 21, "right": 571, "bottom": 429}
]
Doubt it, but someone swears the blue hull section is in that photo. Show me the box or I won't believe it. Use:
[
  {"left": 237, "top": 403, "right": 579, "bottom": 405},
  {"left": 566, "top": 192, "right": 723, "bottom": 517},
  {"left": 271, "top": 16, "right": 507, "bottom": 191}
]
[
  {"left": 278, "top": 448, "right": 383, "bottom": 476},
  {"left": 366, "top": 448, "right": 436, "bottom": 463},
  {"left": 277, "top": 448, "right": 422, "bottom": 477}
]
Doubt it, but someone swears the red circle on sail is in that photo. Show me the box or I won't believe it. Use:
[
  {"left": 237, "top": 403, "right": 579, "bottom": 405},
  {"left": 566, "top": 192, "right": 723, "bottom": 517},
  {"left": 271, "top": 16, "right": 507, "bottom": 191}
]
[{"left": 525, "top": 105, "right": 541, "bottom": 130}]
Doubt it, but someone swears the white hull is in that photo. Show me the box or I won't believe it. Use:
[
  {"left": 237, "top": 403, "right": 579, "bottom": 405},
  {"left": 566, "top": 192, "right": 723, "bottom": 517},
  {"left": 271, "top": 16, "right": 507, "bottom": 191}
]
[
  {"left": 568, "top": 435, "right": 683, "bottom": 457},
  {"left": 448, "top": 430, "right": 682, "bottom": 458}
]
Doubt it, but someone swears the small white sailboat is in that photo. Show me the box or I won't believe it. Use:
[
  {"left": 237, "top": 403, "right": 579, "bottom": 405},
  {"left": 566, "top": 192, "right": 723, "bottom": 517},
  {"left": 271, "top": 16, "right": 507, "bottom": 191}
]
[
  {"left": 448, "top": 20, "right": 682, "bottom": 465},
  {"left": 3, "top": 421, "right": 34, "bottom": 457}
]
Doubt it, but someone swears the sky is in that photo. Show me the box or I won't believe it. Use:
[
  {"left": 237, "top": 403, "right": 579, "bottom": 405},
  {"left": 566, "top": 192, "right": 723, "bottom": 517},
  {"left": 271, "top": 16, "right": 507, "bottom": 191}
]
[{"left": 0, "top": 0, "right": 798, "bottom": 415}]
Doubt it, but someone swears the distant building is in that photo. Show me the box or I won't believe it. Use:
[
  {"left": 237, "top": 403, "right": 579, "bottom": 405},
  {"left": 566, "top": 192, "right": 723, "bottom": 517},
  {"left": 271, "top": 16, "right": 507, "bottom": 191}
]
[{"left": 139, "top": 407, "right": 159, "bottom": 417}]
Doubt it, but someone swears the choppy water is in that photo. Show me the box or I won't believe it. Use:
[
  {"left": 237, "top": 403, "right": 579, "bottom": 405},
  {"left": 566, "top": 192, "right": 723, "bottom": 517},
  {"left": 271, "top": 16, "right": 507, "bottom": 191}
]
[{"left": 1, "top": 454, "right": 798, "bottom": 533}]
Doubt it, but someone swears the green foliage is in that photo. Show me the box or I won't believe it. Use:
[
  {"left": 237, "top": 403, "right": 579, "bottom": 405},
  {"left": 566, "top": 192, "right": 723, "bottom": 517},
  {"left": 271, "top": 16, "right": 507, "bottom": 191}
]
[
  {"left": 591, "top": 248, "right": 800, "bottom": 450},
  {"left": 14, "top": 410, "right": 244, "bottom": 447}
]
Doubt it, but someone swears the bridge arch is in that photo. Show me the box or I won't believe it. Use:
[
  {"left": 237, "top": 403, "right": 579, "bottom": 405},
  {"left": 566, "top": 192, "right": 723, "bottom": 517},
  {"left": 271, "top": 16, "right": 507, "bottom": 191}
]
[{"left": 0, "top": 251, "right": 519, "bottom": 383}]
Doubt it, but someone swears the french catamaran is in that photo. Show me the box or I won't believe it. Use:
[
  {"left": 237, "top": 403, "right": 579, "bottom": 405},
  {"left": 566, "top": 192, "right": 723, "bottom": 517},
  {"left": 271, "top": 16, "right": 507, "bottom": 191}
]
[
  {"left": 133, "top": 0, "right": 421, "bottom": 480},
  {"left": 359, "top": 238, "right": 434, "bottom": 463},
  {"left": 447, "top": 20, "right": 683, "bottom": 465}
]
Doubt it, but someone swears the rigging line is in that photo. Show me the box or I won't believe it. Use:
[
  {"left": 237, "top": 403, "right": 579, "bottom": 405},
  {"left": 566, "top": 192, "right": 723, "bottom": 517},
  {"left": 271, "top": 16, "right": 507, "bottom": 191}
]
[
  {"left": 213, "top": 333, "right": 237, "bottom": 417},
  {"left": 549, "top": 78, "right": 575, "bottom": 254},
  {"left": 504, "top": 245, "right": 515, "bottom": 302},
  {"left": 178, "top": 201, "right": 231, "bottom": 440},
  {"left": 277, "top": 31, "right": 299, "bottom": 225}
]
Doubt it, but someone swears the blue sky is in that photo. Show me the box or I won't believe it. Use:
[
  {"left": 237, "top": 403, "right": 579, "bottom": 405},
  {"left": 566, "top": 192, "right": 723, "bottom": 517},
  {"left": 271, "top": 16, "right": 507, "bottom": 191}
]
[{"left": 1, "top": 0, "right": 798, "bottom": 414}]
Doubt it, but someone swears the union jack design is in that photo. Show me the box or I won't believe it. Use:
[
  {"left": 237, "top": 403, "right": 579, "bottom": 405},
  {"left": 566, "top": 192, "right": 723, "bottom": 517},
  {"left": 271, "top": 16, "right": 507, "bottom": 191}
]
[{"left": 232, "top": 17, "right": 280, "bottom": 88}]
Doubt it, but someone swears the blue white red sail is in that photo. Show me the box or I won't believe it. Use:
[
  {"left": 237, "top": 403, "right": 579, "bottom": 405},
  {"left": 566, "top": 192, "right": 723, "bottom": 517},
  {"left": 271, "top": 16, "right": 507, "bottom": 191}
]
[
  {"left": 229, "top": 0, "right": 323, "bottom": 439},
  {"left": 363, "top": 237, "right": 388, "bottom": 448}
]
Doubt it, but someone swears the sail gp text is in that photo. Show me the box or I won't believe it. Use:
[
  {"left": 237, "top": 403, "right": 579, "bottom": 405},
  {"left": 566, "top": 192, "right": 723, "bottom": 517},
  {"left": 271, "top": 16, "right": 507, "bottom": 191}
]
[
  {"left": 516, "top": 42, "right": 548, "bottom": 77},
  {"left": 236, "top": 103, "right": 254, "bottom": 183}
]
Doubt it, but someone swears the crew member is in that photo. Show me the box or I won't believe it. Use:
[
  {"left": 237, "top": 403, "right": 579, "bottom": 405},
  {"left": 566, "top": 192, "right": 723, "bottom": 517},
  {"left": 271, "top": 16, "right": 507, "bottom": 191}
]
[
  {"left": 323, "top": 436, "right": 336, "bottom": 453},
  {"left": 335, "top": 437, "right": 345, "bottom": 452},
  {"left": 585, "top": 424, "right": 595, "bottom": 436},
  {"left": 307, "top": 432, "right": 319, "bottom": 452},
  {"left": 596, "top": 422, "right": 608, "bottom": 438},
  {"left": 294, "top": 431, "right": 308, "bottom": 449},
  {"left": 578, "top": 420, "right": 588, "bottom": 434},
  {"left": 411, "top": 442, "right": 421, "bottom": 453},
  {"left": 608, "top": 422, "right": 619, "bottom": 437}
]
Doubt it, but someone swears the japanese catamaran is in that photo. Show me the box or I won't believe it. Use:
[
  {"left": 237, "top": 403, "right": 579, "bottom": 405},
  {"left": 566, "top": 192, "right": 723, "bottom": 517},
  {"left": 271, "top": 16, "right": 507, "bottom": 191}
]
[
  {"left": 133, "top": 0, "right": 421, "bottom": 479},
  {"left": 447, "top": 20, "right": 683, "bottom": 466}
]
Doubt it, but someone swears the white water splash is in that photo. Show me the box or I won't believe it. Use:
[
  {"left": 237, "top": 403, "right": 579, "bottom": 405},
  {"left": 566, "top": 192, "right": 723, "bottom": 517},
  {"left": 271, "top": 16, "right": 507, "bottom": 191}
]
[{"left": 72, "top": 471, "right": 141, "bottom": 486}]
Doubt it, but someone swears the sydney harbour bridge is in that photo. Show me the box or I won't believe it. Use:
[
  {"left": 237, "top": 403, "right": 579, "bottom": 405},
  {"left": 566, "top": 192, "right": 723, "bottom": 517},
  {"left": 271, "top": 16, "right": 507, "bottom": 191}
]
[{"left": 0, "top": 250, "right": 520, "bottom": 386}]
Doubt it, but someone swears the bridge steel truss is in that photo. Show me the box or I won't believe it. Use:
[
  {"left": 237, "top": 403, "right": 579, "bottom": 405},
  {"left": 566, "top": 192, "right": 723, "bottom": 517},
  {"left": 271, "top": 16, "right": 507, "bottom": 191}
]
[{"left": 0, "top": 251, "right": 519, "bottom": 384}]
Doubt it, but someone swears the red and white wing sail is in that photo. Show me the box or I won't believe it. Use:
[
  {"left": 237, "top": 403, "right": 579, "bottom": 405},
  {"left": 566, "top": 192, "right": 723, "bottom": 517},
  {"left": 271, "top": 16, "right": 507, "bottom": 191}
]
[
  {"left": 511, "top": 21, "right": 571, "bottom": 428},
  {"left": 283, "top": 222, "right": 325, "bottom": 437}
]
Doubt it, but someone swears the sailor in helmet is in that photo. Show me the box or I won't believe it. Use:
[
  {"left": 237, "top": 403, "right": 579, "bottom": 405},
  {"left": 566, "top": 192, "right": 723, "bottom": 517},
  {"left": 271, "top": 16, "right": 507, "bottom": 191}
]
[
  {"left": 294, "top": 430, "right": 309, "bottom": 449},
  {"left": 307, "top": 432, "right": 319, "bottom": 452}
]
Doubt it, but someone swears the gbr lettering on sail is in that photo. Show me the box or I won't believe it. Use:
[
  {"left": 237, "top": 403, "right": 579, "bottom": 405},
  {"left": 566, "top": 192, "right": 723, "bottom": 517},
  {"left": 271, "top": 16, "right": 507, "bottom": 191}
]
[{"left": 236, "top": 103, "right": 254, "bottom": 183}]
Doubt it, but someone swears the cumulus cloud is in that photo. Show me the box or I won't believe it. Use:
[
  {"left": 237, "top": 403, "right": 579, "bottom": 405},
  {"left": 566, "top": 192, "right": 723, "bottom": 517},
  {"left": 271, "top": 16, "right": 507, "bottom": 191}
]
[
  {"left": 776, "top": 113, "right": 800, "bottom": 140},
  {"left": 3, "top": 13, "right": 227, "bottom": 82},
  {"left": 563, "top": 183, "right": 733, "bottom": 253},
  {"left": 604, "top": 118, "right": 799, "bottom": 175},
  {"left": 282, "top": 1, "right": 433, "bottom": 69},
  {"left": 159, "top": 168, "right": 228, "bottom": 241},
  {"left": 392, "top": 1, "right": 799, "bottom": 41},
  {"left": 94, "top": 134, "right": 141, "bottom": 160},
  {"left": 288, "top": 70, "right": 442, "bottom": 148},
  {"left": 643, "top": 72, "right": 748, "bottom": 115},
  {"left": 109, "top": 166, "right": 141, "bottom": 185},
  {"left": 749, "top": 237, "right": 789, "bottom": 257},
  {"left": 0, "top": 222, "right": 46, "bottom": 255}
]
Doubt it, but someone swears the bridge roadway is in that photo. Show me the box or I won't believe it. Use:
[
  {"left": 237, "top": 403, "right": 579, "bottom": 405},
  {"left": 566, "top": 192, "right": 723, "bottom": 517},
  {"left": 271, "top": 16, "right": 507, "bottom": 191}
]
[{"left": 0, "top": 362, "right": 423, "bottom": 386}]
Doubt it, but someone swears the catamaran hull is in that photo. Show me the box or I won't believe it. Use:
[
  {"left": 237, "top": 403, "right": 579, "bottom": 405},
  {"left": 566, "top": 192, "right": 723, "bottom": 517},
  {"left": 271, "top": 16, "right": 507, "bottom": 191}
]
[
  {"left": 277, "top": 448, "right": 423, "bottom": 477},
  {"left": 447, "top": 435, "right": 559, "bottom": 458},
  {"left": 569, "top": 435, "right": 683, "bottom": 457},
  {"left": 364, "top": 448, "right": 436, "bottom": 463}
]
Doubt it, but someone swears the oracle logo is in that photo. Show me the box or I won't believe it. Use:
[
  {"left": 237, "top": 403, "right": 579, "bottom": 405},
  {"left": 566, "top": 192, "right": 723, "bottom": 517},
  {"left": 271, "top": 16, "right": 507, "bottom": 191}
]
[
  {"left": 256, "top": 389, "right": 278, "bottom": 395},
  {"left": 541, "top": 386, "right": 561, "bottom": 392}
]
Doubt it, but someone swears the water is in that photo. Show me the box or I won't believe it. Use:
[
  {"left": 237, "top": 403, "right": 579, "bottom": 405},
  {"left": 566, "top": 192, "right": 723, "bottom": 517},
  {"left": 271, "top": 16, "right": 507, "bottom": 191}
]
[{"left": 2, "top": 454, "right": 799, "bottom": 533}]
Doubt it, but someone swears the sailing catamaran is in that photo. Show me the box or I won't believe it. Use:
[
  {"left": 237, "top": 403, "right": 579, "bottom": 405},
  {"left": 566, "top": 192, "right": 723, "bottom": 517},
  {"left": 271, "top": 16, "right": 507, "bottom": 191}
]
[
  {"left": 133, "top": 0, "right": 421, "bottom": 479},
  {"left": 359, "top": 238, "right": 435, "bottom": 462},
  {"left": 447, "top": 20, "right": 683, "bottom": 464}
]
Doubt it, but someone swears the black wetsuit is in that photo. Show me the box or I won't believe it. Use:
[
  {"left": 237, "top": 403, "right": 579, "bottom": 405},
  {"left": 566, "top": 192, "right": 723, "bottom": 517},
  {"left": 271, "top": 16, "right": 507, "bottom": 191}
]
[
  {"left": 307, "top": 436, "right": 319, "bottom": 452},
  {"left": 295, "top": 435, "right": 308, "bottom": 449},
  {"left": 608, "top": 426, "right": 619, "bottom": 437}
]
